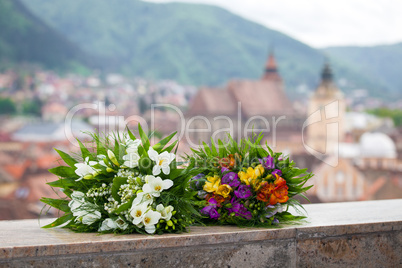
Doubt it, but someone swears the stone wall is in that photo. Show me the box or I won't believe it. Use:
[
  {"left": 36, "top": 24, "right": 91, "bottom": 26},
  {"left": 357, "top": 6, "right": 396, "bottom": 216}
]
[{"left": 1, "top": 199, "right": 401, "bottom": 267}]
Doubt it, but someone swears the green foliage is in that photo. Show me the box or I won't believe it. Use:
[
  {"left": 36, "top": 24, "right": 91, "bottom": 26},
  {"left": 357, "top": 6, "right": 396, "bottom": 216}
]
[
  {"left": 0, "top": 0, "right": 92, "bottom": 73},
  {"left": 185, "top": 132, "right": 314, "bottom": 228},
  {"left": 0, "top": 97, "right": 16, "bottom": 114},
  {"left": 20, "top": 0, "right": 326, "bottom": 91},
  {"left": 43, "top": 124, "right": 199, "bottom": 235},
  {"left": 368, "top": 108, "right": 402, "bottom": 126},
  {"left": 324, "top": 43, "right": 402, "bottom": 97},
  {"left": 21, "top": 97, "right": 42, "bottom": 116}
]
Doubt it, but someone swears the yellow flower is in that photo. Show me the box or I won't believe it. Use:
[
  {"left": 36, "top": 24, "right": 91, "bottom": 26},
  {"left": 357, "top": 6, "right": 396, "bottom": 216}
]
[
  {"left": 216, "top": 184, "right": 232, "bottom": 198},
  {"left": 254, "top": 164, "right": 265, "bottom": 177},
  {"left": 238, "top": 167, "right": 254, "bottom": 185},
  {"left": 238, "top": 165, "right": 265, "bottom": 186},
  {"left": 203, "top": 175, "right": 221, "bottom": 193}
]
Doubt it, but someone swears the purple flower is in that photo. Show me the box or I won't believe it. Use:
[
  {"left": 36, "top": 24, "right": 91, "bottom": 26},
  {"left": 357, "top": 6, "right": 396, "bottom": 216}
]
[
  {"left": 272, "top": 218, "right": 279, "bottom": 224},
  {"left": 209, "top": 208, "right": 220, "bottom": 220},
  {"left": 272, "top": 169, "right": 282, "bottom": 176},
  {"left": 259, "top": 156, "right": 275, "bottom": 169},
  {"left": 200, "top": 198, "right": 220, "bottom": 220},
  {"left": 234, "top": 184, "right": 252, "bottom": 199},
  {"left": 222, "top": 172, "right": 240, "bottom": 188},
  {"left": 190, "top": 173, "right": 205, "bottom": 190},
  {"left": 221, "top": 166, "right": 229, "bottom": 173},
  {"left": 227, "top": 198, "right": 252, "bottom": 220}
]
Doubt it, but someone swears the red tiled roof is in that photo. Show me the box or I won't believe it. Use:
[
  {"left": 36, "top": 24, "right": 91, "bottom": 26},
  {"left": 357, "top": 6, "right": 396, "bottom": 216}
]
[{"left": 228, "top": 79, "right": 294, "bottom": 117}]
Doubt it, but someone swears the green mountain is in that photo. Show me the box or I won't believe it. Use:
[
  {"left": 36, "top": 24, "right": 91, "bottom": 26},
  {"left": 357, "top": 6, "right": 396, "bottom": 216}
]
[
  {"left": 323, "top": 43, "right": 402, "bottom": 94},
  {"left": 14, "top": 0, "right": 402, "bottom": 99},
  {"left": 0, "top": 0, "right": 92, "bottom": 73},
  {"left": 19, "top": 0, "right": 326, "bottom": 89}
]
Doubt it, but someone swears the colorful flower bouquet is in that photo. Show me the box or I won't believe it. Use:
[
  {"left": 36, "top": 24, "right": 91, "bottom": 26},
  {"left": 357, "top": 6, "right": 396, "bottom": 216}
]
[
  {"left": 187, "top": 134, "right": 313, "bottom": 227},
  {"left": 41, "top": 125, "right": 197, "bottom": 234}
]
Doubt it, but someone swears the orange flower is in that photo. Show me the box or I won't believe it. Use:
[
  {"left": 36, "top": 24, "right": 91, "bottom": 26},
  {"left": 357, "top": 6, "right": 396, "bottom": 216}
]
[
  {"left": 213, "top": 194, "right": 230, "bottom": 205},
  {"left": 269, "top": 176, "right": 289, "bottom": 205},
  {"left": 256, "top": 181, "right": 274, "bottom": 202},
  {"left": 219, "top": 154, "right": 240, "bottom": 170},
  {"left": 256, "top": 175, "right": 289, "bottom": 205},
  {"left": 274, "top": 174, "right": 287, "bottom": 187}
]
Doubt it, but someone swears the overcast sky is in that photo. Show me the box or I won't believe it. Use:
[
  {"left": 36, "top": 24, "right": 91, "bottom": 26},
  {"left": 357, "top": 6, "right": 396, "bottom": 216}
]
[{"left": 145, "top": 0, "right": 402, "bottom": 48}]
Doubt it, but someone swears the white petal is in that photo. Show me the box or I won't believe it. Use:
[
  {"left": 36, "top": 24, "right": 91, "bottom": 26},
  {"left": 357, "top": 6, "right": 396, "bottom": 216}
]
[
  {"left": 142, "top": 184, "right": 152, "bottom": 193},
  {"left": 145, "top": 225, "right": 156, "bottom": 234},
  {"left": 133, "top": 217, "right": 142, "bottom": 225},
  {"left": 161, "top": 165, "right": 170, "bottom": 175},
  {"left": 156, "top": 204, "right": 164, "bottom": 212},
  {"left": 149, "top": 211, "right": 161, "bottom": 225},
  {"left": 152, "top": 165, "right": 161, "bottom": 176},
  {"left": 132, "top": 192, "right": 144, "bottom": 205},
  {"left": 162, "top": 179, "right": 174, "bottom": 190},
  {"left": 148, "top": 147, "right": 158, "bottom": 161}
]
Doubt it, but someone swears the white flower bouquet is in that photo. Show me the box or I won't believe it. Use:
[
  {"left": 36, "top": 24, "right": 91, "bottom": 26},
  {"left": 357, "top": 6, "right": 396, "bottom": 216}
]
[{"left": 41, "top": 125, "right": 198, "bottom": 234}]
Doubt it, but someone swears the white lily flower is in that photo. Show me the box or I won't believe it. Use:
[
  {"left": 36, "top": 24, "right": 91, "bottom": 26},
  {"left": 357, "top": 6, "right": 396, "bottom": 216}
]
[
  {"left": 74, "top": 157, "right": 97, "bottom": 179},
  {"left": 142, "top": 210, "right": 161, "bottom": 234},
  {"left": 71, "top": 191, "right": 85, "bottom": 200},
  {"left": 122, "top": 151, "right": 140, "bottom": 168},
  {"left": 82, "top": 210, "right": 101, "bottom": 225},
  {"left": 96, "top": 154, "right": 108, "bottom": 167},
  {"left": 132, "top": 191, "right": 153, "bottom": 206},
  {"left": 156, "top": 204, "right": 174, "bottom": 221},
  {"left": 68, "top": 191, "right": 85, "bottom": 211},
  {"left": 124, "top": 138, "right": 141, "bottom": 151},
  {"left": 68, "top": 199, "right": 84, "bottom": 211},
  {"left": 115, "top": 216, "right": 128, "bottom": 230},
  {"left": 142, "top": 176, "right": 173, "bottom": 197},
  {"left": 99, "top": 218, "right": 117, "bottom": 232},
  {"left": 148, "top": 147, "right": 175, "bottom": 176},
  {"left": 130, "top": 202, "right": 149, "bottom": 225}
]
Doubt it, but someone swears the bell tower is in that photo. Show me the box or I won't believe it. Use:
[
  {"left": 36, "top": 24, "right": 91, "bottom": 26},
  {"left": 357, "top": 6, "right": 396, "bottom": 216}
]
[{"left": 307, "top": 63, "right": 346, "bottom": 155}]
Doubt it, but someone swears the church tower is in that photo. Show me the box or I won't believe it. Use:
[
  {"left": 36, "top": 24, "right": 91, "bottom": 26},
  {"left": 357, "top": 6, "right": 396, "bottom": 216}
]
[
  {"left": 262, "top": 52, "right": 282, "bottom": 82},
  {"left": 307, "top": 63, "right": 346, "bottom": 155}
]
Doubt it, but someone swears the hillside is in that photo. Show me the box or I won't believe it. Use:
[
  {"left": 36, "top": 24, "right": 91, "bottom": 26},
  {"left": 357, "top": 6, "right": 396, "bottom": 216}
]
[
  {"left": 323, "top": 43, "right": 402, "bottom": 94},
  {"left": 17, "top": 0, "right": 401, "bottom": 98},
  {"left": 20, "top": 0, "right": 326, "bottom": 89},
  {"left": 0, "top": 0, "right": 92, "bottom": 73}
]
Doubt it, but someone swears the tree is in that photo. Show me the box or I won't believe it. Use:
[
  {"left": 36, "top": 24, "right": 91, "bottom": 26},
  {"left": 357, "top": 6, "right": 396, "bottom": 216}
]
[{"left": 0, "top": 97, "right": 16, "bottom": 114}]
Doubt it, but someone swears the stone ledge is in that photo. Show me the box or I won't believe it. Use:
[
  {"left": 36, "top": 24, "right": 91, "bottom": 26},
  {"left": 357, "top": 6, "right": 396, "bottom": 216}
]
[{"left": 1, "top": 199, "right": 401, "bottom": 267}]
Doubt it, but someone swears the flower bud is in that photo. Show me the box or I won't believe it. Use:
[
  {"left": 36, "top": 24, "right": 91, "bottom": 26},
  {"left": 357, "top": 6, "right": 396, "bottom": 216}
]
[
  {"left": 83, "top": 174, "right": 93, "bottom": 180},
  {"left": 167, "top": 220, "right": 173, "bottom": 226},
  {"left": 107, "top": 150, "right": 120, "bottom": 166},
  {"left": 106, "top": 167, "right": 116, "bottom": 173}
]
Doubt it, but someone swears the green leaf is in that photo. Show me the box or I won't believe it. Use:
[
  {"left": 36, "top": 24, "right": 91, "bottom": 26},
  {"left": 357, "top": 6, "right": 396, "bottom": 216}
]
[
  {"left": 49, "top": 166, "right": 78, "bottom": 178},
  {"left": 163, "top": 140, "right": 178, "bottom": 153},
  {"left": 40, "top": 197, "right": 70, "bottom": 212},
  {"left": 77, "top": 139, "right": 93, "bottom": 160},
  {"left": 153, "top": 131, "right": 177, "bottom": 152},
  {"left": 42, "top": 213, "right": 74, "bottom": 228},
  {"left": 138, "top": 123, "right": 150, "bottom": 151},
  {"left": 202, "top": 142, "right": 212, "bottom": 156},
  {"left": 96, "top": 138, "right": 107, "bottom": 156},
  {"left": 138, "top": 156, "right": 152, "bottom": 175},
  {"left": 113, "top": 137, "right": 120, "bottom": 161},
  {"left": 210, "top": 138, "right": 218, "bottom": 156},
  {"left": 54, "top": 149, "right": 77, "bottom": 167},
  {"left": 111, "top": 176, "right": 128, "bottom": 202},
  {"left": 114, "top": 199, "right": 133, "bottom": 214},
  {"left": 126, "top": 127, "right": 136, "bottom": 140},
  {"left": 47, "top": 177, "right": 77, "bottom": 188}
]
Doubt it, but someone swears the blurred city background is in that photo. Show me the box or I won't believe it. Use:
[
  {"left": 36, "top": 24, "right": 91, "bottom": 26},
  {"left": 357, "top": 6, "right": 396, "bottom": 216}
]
[{"left": 1, "top": 0, "right": 402, "bottom": 220}]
